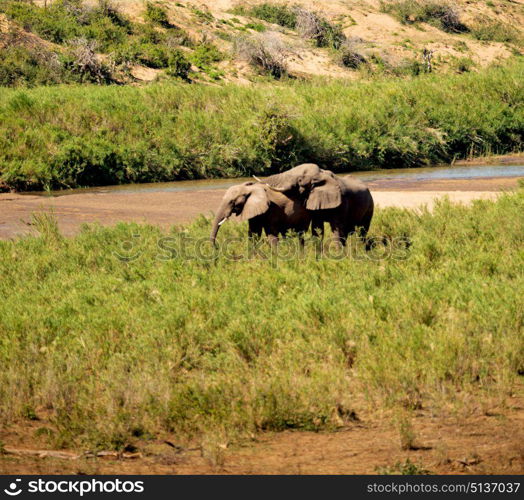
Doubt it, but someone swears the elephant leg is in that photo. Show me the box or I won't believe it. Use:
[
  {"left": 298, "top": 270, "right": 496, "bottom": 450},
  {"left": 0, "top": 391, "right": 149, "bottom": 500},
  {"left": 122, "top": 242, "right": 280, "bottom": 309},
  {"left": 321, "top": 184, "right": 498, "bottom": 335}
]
[
  {"left": 330, "top": 223, "right": 346, "bottom": 247},
  {"left": 248, "top": 219, "right": 263, "bottom": 239},
  {"left": 267, "top": 233, "right": 279, "bottom": 248},
  {"left": 310, "top": 218, "right": 324, "bottom": 256},
  {"left": 358, "top": 207, "right": 374, "bottom": 250},
  {"left": 298, "top": 231, "right": 305, "bottom": 248},
  {"left": 248, "top": 219, "right": 264, "bottom": 258},
  {"left": 312, "top": 219, "right": 324, "bottom": 240}
]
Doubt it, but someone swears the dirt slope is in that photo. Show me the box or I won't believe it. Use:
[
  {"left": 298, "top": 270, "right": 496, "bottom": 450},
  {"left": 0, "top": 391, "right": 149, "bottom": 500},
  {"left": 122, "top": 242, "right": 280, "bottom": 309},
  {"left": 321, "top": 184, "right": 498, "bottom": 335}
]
[{"left": 25, "top": 0, "right": 524, "bottom": 82}]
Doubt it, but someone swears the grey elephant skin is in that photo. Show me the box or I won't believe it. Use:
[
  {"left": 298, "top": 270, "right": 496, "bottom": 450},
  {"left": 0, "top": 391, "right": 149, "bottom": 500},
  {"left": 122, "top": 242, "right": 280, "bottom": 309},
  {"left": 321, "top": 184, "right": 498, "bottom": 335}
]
[
  {"left": 210, "top": 182, "right": 312, "bottom": 245},
  {"left": 263, "top": 163, "right": 374, "bottom": 246}
]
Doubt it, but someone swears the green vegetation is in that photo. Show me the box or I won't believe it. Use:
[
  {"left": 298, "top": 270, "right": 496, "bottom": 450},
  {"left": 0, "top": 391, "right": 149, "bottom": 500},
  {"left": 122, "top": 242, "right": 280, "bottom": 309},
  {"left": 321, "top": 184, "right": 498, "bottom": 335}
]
[
  {"left": 144, "top": 1, "right": 171, "bottom": 28},
  {"left": 190, "top": 43, "right": 224, "bottom": 70},
  {"left": 377, "top": 459, "right": 431, "bottom": 475},
  {"left": 232, "top": 3, "right": 297, "bottom": 29},
  {"left": 470, "top": 18, "right": 523, "bottom": 45},
  {"left": 245, "top": 22, "right": 267, "bottom": 33},
  {"left": 0, "top": 191, "right": 522, "bottom": 450},
  {"left": 0, "top": 0, "right": 193, "bottom": 84},
  {"left": 0, "top": 0, "right": 132, "bottom": 50},
  {"left": 0, "top": 61, "right": 522, "bottom": 191},
  {"left": 381, "top": 1, "right": 468, "bottom": 33},
  {"left": 449, "top": 56, "right": 475, "bottom": 73},
  {"left": 0, "top": 45, "right": 69, "bottom": 87},
  {"left": 231, "top": 3, "right": 345, "bottom": 48}
]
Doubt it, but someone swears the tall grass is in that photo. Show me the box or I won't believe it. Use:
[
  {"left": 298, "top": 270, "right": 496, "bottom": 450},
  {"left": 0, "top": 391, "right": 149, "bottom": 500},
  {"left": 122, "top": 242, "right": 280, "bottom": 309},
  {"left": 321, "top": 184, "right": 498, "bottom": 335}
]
[
  {"left": 0, "top": 60, "right": 523, "bottom": 191},
  {"left": 0, "top": 192, "right": 522, "bottom": 450}
]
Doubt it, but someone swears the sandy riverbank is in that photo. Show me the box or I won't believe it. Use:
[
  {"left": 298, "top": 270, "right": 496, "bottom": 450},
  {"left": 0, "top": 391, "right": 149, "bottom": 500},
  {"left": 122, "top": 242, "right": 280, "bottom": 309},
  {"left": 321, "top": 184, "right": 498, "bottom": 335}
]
[{"left": 0, "top": 176, "right": 520, "bottom": 239}]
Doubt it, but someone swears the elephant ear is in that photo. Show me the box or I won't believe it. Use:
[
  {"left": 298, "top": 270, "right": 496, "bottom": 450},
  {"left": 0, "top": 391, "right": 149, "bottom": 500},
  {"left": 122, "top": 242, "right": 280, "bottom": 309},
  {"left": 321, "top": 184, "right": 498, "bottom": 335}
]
[
  {"left": 306, "top": 176, "right": 342, "bottom": 210},
  {"left": 238, "top": 186, "right": 270, "bottom": 221}
]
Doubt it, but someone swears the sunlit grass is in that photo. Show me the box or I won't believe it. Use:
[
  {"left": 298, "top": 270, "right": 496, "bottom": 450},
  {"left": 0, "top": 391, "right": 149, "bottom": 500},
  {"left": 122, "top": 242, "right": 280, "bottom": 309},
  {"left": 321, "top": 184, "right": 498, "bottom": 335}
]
[{"left": 0, "top": 191, "right": 522, "bottom": 450}]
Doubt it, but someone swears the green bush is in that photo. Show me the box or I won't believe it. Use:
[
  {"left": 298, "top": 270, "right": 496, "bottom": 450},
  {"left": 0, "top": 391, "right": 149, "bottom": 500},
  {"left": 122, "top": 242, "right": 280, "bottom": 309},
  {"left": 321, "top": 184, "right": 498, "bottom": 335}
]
[
  {"left": 338, "top": 41, "right": 367, "bottom": 69},
  {"left": 470, "top": 18, "right": 522, "bottom": 45},
  {"left": 191, "top": 43, "right": 223, "bottom": 69},
  {"left": 232, "top": 3, "right": 297, "bottom": 29},
  {"left": 0, "top": 0, "right": 132, "bottom": 48},
  {"left": 295, "top": 8, "right": 346, "bottom": 49},
  {"left": 135, "top": 43, "right": 171, "bottom": 68},
  {"left": 144, "top": 1, "right": 171, "bottom": 28},
  {"left": 0, "top": 60, "right": 522, "bottom": 190},
  {"left": 0, "top": 45, "right": 68, "bottom": 87},
  {"left": 165, "top": 50, "right": 192, "bottom": 80},
  {"left": 245, "top": 22, "right": 267, "bottom": 32},
  {"left": 233, "top": 3, "right": 345, "bottom": 47},
  {"left": 0, "top": 0, "right": 81, "bottom": 43},
  {"left": 381, "top": 1, "right": 468, "bottom": 33},
  {"left": 450, "top": 56, "right": 475, "bottom": 73}
]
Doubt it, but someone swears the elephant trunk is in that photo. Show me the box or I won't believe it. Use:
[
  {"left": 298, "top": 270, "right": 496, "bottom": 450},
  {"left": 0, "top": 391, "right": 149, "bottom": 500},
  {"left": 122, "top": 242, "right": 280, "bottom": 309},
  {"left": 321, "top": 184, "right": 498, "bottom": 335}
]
[
  {"left": 258, "top": 174, "right": 294, "bottom": 193},
  {"left": 210, "top": 201, "right": 233, "bottom": 245}
]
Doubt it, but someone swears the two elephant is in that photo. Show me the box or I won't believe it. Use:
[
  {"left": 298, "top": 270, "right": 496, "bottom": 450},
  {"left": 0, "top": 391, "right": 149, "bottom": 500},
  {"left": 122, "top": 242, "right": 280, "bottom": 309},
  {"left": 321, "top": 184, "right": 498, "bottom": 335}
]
[{"left": 210, "top": 163, "right": 374, "bottom": 247}]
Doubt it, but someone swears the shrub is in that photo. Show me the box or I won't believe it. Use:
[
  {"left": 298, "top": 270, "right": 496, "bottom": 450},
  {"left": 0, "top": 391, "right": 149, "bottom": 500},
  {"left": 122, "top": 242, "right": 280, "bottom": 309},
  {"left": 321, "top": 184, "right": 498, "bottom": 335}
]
[
  {"left": 0, "top": 45, "right": 65, "bottom": 87},
  {"left": 470, "top": 18, "right": 522, "bottom": 45},
  {"left": 84, "top": 15, "right": 128, "bottom": 51},
  {"left": 191, "top": 43, "right": 223, "bottom": 69},
  {"left": 144, "top": 1, "right": 171, "bottom": 28},
  {"left": 295, "top": 8, "right": 345, "bottom": 49},
  {"left": 381, "top": 1, "right": 468, "bottom": 33},
  {"left": 0, "top": 0, "right": 81, "bottom": 43},
  {"left": 0, "top": 0, "right": 132, "bottom": 49},
  {"left": 338, "top": 39, "right": 367, "bottom": 69},
  {"left": 190, "top": 6, "right": 214, "bottom": 24},
  {"left": 233, "top": 3, "right": 345, "bottom": 48},
  {"left": 245, "top": 22, "right": 267, "bottom": 32},
  {"left": 97, "top": 0, "right": 131, "bottom": 29},
  {"left": 450, "top": 56, "right": 475, "bottom": 73},
  {"left": 377, "top": 459, "right": 431, "bottom": 475},
  {"left": 63, "top": 37, "right": 112, "bottom": 83},
  {"left": 232, "top": 3, "right": 297, "bottom": 29},
  {"left": 165, "top": 50, "right": 191, "bottom": 80},
  {"left": 235, "top": 32, "right": 288, "bottom": 78},
  {"left": 135, "top": 43, "right": 171, "bottom": 68}
]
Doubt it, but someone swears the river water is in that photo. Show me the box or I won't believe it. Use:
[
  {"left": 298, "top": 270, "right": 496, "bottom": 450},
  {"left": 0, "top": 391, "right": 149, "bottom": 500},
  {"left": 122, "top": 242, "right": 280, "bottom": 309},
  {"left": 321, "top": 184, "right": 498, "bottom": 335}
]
[{"left": 27, "top": 163, "right": 524, "bottom": 197}]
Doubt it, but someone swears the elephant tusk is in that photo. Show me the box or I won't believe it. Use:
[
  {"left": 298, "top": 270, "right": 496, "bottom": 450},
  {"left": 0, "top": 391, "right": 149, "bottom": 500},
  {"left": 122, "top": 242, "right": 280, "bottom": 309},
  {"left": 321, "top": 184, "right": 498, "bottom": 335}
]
[
  {"left": 218, "top": 217, "right": 228, "bottom": 226},
  {"left": 264, "top": 184, "right": 287, "bottom": 193},
  {"left": 252, "top": 175, "right": 263, "bottom": 183}
]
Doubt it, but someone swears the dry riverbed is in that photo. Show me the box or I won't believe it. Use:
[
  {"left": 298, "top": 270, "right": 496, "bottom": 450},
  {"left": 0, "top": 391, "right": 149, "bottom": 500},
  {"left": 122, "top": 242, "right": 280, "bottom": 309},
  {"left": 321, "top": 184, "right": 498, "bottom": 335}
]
[{"left": 0, "top": 177, "right": 519, "bottom": 240}]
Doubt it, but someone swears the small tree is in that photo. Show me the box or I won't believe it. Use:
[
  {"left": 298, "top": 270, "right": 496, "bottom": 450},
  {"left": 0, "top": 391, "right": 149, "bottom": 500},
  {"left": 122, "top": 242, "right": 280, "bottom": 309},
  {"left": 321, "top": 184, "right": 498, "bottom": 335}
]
[
  {"left": 66, "top": 37, "right": 111, "bottom": 83},
  {"left": 235, "top": 32, "right": 289, "bottom": 78},
  {"left": 295, "top": 8, "right": 345, "bottom": 48}
]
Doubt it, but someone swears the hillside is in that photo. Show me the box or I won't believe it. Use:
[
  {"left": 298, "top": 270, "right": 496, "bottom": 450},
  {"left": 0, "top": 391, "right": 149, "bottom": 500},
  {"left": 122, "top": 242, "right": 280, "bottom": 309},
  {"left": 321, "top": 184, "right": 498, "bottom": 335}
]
[{"left": 1, "top": 0, "right": 523, "bottom": 85}]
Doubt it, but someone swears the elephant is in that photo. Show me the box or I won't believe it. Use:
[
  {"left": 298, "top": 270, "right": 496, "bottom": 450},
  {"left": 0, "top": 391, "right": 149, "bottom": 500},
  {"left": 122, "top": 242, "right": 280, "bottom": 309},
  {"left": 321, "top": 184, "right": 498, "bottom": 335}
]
[
  {"left": 210, "top": 181, "right": 312, "bottom": 246},
  {"left": 260, "top": 163, "right": 374, "bottom": 247}
]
